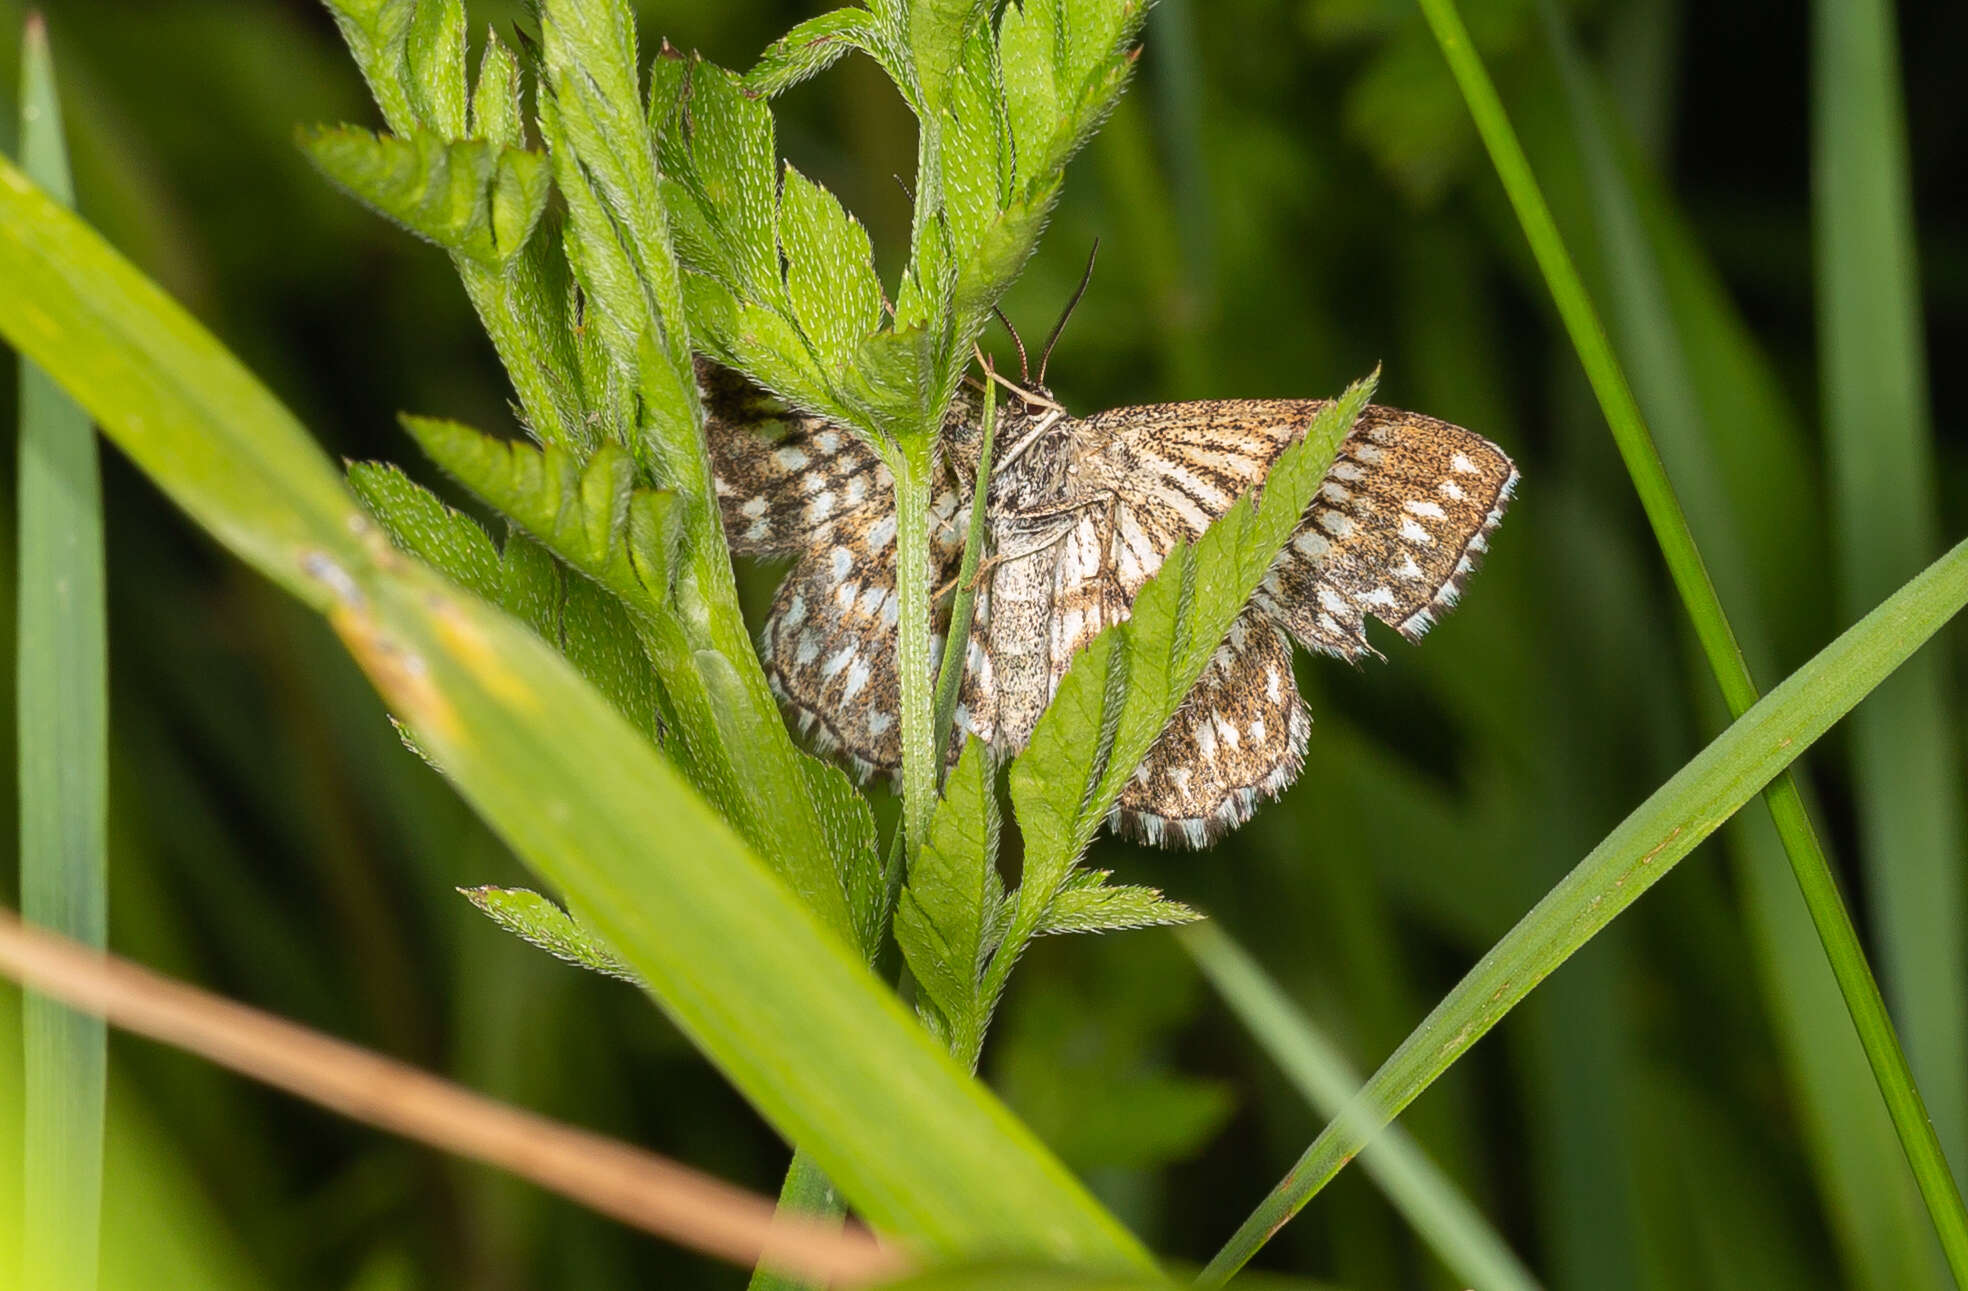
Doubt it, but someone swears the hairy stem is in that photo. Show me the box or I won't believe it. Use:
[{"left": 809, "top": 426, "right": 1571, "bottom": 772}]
[{"left": 891, "top": 437, "right": 940, "bottom": 860}]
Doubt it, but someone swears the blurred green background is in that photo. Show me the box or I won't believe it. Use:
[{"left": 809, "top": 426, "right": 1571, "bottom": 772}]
[{"left": 3, "top": 0, "right": 1967, "bottom": 1287}]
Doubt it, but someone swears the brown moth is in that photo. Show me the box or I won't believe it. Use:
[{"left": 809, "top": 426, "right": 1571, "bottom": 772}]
[{"left": 703, "top": 357, "right": 1516, "bottom": 848}]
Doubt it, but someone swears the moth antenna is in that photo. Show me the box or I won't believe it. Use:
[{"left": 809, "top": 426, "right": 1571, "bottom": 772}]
[
  {"left": 992, "top": 306, "right": 1032, "bottom": 384},
  {"left": 1038, "top": 237, "right": 1100, "bottom": 385}
]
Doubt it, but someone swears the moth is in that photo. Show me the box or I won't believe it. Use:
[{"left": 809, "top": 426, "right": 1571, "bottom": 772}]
[{"left": 703, "top": 347, "right": 1515, "bottom": 848}]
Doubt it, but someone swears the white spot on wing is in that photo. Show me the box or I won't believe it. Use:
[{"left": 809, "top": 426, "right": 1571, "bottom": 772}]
[
  {"left": 1399, "top": 518, "right": 1432, "bottom": 545},
  {"left": 1451, "top": 452, "right": 1479, "bottom": 474},
  {"left": 1404, "top": 499, "right": 1447, "bottom": 520},
  {"left": 776, "top": 446, "right": 809, "bottom": 471}
]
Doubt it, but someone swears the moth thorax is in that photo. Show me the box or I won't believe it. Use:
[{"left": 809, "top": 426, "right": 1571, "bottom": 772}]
[{"left": 989, "top": 416, "right": 1080, "bottom": 512}]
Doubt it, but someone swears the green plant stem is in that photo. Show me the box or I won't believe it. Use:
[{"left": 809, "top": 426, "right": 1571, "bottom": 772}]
[
  {"left": 930, "top": 379, "right": 997, "bottom": 752},
  {"left": 16, "top": 18, "right": 108, "bottom": 1291},
  {"left": 1410, "top": 0, "right": 1968, "bottom": 1279},
  {"left": 759, "top": 383, "right": 1000, "bottom": 1291},
  {"left": 891, "top": 437, "right": 941, "bottom": 862}
]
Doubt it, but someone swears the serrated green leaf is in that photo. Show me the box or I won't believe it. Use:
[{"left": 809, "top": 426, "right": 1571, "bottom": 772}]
[
  {"left": 1039, "top": 876, "right": 1202, "bottom": 936},
  {"left": 747, "top": 8, "right": 885, "bottom": 96},
  {"left": 912, "top": 0, "right": 993, "bottom": 113},
  {"left": 346, "top": 459, "right": 504, "bottom": 603},
  {"left": 462, "top": 885, "right": 641, "bottom": 982},
  {"left": 321, "top": 0, "right": 419, "bottom": 134},
  {"left": 538, "top": 0, "right": 697, "bottom": 425},
  {"left": 667, "top": 58, "right": 783, "bottom": 305},
  {"left": 896, "top": 738, "right": 1007, "bottom": 1067},
  {"left": 400, "top": 415, "right": 672, "bottom": 613},
  {"left": 941, "top": 27, "right": 1014, "bottom": 263},
  {"left": 455, "top": 230, "right": 594, "bottom": 450},
  {"left": 780, "top": 164, "right": 885, "bottom": 373},
  {"left": 999, "top": 0, "right": 1062, "bottom": 189},
  {"left": 298, "top": 125, "right": 550, "bottom": 267},
  {"left": 469, "top": 30, "right": 527, "bottom": 149},
  {"left": 406, "top": 0, "right": 469, "bottom": 139}
]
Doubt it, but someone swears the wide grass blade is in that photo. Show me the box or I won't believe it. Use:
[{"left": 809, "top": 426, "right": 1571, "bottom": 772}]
[
  {"left": 14, "top": 18, "right": 108, "bottom": 1291},
  {"left": 1405, "top": 0, "right": 1968, "bottom": 1278},
  {"left": 1812, "top": 0, "right": 1967, "bottom": 1181},
  {"left": 1179, "top": 924, "right": 1541, "bottom": 1291},
  {"left": 1537, "top": 11, "right": 1946, "bottom": 1284},
  {"left": 1200, "top": 535, "right": 1968, "bottom": 1284},
  {"left": 0, "top": 155, "right": 1153, "bottom": 1273}
]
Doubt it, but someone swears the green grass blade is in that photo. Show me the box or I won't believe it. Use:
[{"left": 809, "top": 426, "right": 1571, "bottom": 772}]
[
  {"left": 1179, "top": 924, "right": 1541, "bottom": 1291},
  {"left": 1813, "top": 0, "right": 1967, "bottom": 1182},
  {"left": 1405, "top": 0, "right": 1968, "bottom": 1278},
  {"left": 14, "top": 19, "right": 107, "bottom": 1291},
  {"left": 0, "top": 155, "right": 1154, "bottom": 1273},
  {"left": 1199, "top": 536, "right": 1968, "bottom": 1284},
  {"left": 1537, "top": 12, "right": 1945, "bottom": 1284}
]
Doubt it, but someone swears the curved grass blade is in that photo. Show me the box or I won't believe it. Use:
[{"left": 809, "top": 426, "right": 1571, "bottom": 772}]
[
  {"left": 1200, "top": 536, "right": 1968, "bottom": 1284},
  {"left": 0, "top": 155, "right": 1154, "bottom": 1273},
  {"left": 1812, "top": 0, "right": 1967, "bottom": 1182},
  {"left": 14, "top": 20, "right": 108, "bottom": 1291},
  {"left": 1179, "top": 924, "right": 1541, "bottom": 1291},
  {"left": 1406, "top": 0, "right": 1968, "bottom": 1277},
  {"left": 1536, "top": 10, "right": 1946, "bottom": 1282}
]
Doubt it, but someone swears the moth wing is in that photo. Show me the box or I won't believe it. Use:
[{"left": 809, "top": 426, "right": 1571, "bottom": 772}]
[
  {"left": 761, "top": 484, "right": 973, "bottom": 780},
  {"left": 1082, "top": 398, "right": 1514, "bottom": 659},
  {"left": 1110, "top": 611, "right": 1310, "bottom": 848},
  {"left": 702, "top": 360, "right": 891, "bottom": 556},
  {"left": 1256, "top": 406, "right": 1516, "bottom": 659}
]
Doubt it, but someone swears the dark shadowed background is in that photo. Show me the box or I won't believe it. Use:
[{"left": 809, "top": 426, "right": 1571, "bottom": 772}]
[{"left": 3, "top": 0, "right": 1967, "bottom": 1287}]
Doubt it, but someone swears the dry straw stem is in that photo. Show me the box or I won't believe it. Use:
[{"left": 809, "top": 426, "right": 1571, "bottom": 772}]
[{"left": 0, "top": 909, "right": 908, "bottom": 1287}]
